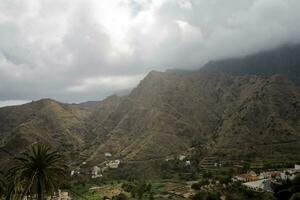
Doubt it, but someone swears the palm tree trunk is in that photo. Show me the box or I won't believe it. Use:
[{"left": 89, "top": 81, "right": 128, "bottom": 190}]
[{"left": 37, "top": 180, "right": 42, "bottom": 200}]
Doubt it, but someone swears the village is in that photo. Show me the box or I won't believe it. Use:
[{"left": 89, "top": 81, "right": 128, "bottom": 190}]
[
  {"left": 70, "top": 152, "right": 122, "bottom": 180},
  {"left": 59, "top": 150, "right": 300, "bottom": 200},
  {"left": 233, "top": 164, "right": 300, "bottom": 193}
]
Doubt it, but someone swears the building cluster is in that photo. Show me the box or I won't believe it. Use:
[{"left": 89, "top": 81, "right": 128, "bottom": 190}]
[
  {"left": 92, "top": 166, "right": 102, "bottom": 178},
  {"left": 165, "top": 155, "right": 191, "bottom": 166},
  {"left": 22, "top": 190, "right": 71, "bottom": 200},
  {"left": 70, "top": 152, "right": 122, "bottom": 179},
  {"left": 233, "top": 164, "right": 300, "bottom": 192},
  {"left": 49, "top": 191, "right": 71, "bottom": 200},
  {"left": 91, "top": 158, "right": 121, "bottom": 179}
]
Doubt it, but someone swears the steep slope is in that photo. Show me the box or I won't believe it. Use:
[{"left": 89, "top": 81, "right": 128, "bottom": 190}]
[
  {"left": 88, "top": 71, "right": 300, "bottom": 164},
  {"left": 210, "top": 75, "right": 300, "bottom": 160},
  {"left": 79, "top": 95, "right": 125, "bottom": 158}
]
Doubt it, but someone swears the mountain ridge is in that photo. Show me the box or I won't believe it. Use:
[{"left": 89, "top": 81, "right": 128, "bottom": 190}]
[{"left": 1, "top": 44, "right": 300, "bottom": 175}]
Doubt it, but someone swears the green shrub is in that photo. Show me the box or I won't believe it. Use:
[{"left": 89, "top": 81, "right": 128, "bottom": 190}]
[
  {"left": 192, "top": 191, "right": 219, "bottom": 200},
  {"left": 191, "top": 182, "right": 201, "bottom": 190},
  {"left": 290, "top": 193, "right": 300, "bottom": 200},
  {"left": 112, "top": 193, "right": 129, "bottom": 200}
]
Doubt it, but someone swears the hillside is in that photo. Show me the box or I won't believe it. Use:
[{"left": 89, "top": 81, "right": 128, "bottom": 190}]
[
  {"left": 0, "top": 97, "right": 123, "bottom": 167},
  {"left": 1, "top": 45, "right": 300, "bottom": 174},
  {"left": 88, "top": 71, "right": 300, "bottom": 164}
]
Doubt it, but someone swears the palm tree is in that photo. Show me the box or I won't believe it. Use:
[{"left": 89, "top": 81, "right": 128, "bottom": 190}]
[{"left": 7, "top": 144, "right": 67, "bottom": 200}]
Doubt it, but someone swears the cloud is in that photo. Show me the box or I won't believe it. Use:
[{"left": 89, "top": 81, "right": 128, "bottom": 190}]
[
  {"left": 0, "top": 100, "right": 29, "bottom": 108},
  {"left": 67, "top": 75, "right": 144, "bottom": 93},
  {"left": 0, "top": 0, "right": 299, "bottom": 104}
]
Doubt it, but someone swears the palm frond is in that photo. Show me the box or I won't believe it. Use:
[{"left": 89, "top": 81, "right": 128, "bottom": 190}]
[{"left": 6, "top": 143, "right": 68, "bottom": 199}]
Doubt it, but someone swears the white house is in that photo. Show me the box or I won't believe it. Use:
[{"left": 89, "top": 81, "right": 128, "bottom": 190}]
[
  {"left": 243, "top": 179, "right": 273, "bottom": 192},
  {"left": 92, "top": 166, "right": 102, "bottom": 178},
  {"left": 233, "top": 176, "right": 246, "bottom": 182},
  {"left": 57, "top": 190, "right": 71, "bottom": 200},
  {"left": 70, "top": 170, "right": 75, "bottom": 177},
  {"left": 280, "top": 171, "right": 295, "bottom": 181},
  {"left": 104, "top": 152, "right": 112, "bottom": 157},
  {"left": 107, "top": 160, "right": 121, "bottom": 168},
  {"left": 178, "top": 155, "right": 186, "bottom": 161},
  {"left": 47, "top": 190, "right": 71, "bottom": 200}
]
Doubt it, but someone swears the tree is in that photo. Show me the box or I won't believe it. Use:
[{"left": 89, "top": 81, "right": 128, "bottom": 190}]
[
  {"left": 292, "top": 174, "right": 300, "bottom": 185},
  {"left": 136, "top": 182, "right": 147, "bottom": 200},
  {"left": 191, "top": 182, "right": 201, "bottom": 190},
  {"left": 192, "top": 191, "right": 219, "bottom": 200},
  {"left": 0, "top": 170, "right": 6, "bottom": 198},
  {"left": 149, "top": 192, "right": 154, "bottom": 200},
  {"left": 123, "top": 181, "right": 151, "bottom": 199},
  {"left": 290, "top": 193, "right": 300, "bottom": 200},
  {"left": 7, "top": 144, "right": 67, "bottom": 200},
  {"left": 112, "top": 193, "right": 129, "bottom": 200},
  {"left": 218, "top": 175, "right": 231, "bottom": 185},
  {"left": 202, "top": 171, "right": 212, "bottom": 179}
]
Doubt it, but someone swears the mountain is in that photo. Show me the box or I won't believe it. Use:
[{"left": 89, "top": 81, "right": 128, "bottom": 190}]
[
  {"left": 1, "top": 44, "right": 300, "bottom": 175},
  {"left": 201, "top": 44, "right": 300, "bottom": 85},
  {"left": 86, "top": 44, "right": 300, "bottom": 165},
  {"left": 0, "top": 99, "right": 86, "bottom": 165},
  {"left": 88, "top": 71, "right": 300, "bottom": 163},
  {"left": 0, "top": 97, "right": 123, "bottom": 167}
]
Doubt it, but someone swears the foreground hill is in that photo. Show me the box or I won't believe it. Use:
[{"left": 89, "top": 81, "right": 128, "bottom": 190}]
[
  {"left": 0, "top": 99, "right": 86, "bottom": 165},
  {"left": 0, "top": 44, "right": 300, "bottom": 174},
  {"left": 0, "top": 97, "right": 123, "bottom": 166}
]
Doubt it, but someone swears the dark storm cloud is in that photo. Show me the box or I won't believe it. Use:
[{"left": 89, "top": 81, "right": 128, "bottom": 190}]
[{"left": 0, "top": 0, "right": 300, "bottom": 106}]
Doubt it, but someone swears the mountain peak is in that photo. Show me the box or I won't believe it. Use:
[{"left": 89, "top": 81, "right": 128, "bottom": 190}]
[
  {"left": 201, "top": 43, "right": 300, "bottom": 85},
  {"left": 146, "top": 70, "right": 164, "bottom": 78},
  {"left": 36, "top": 98, "right": 58, "bottom": 103}
]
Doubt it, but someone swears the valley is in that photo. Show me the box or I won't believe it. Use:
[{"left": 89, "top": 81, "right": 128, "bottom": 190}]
[{"left": 1, "top": 44, "right": 300, "bottom": 200}]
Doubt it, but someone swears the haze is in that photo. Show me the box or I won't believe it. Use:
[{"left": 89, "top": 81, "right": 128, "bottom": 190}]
[{"left": 1, "top": 0, "right": 300, "bottom": 106}]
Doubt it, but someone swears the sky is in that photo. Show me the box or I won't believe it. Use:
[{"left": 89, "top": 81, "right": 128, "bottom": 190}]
[{"left": 1, "top": 0, "right": 300, "bottom": 106}]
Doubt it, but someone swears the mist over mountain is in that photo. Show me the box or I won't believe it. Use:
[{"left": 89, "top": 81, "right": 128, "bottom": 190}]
[
  {"left": 202, "top": 43, "right": 300, "bottom": 85},
  {"left": 1, "top": 45, "right": 300, "bottom": 178},
  {"left": 1, "top": 0, "right": 300, "bottom": 104},
  {"left": 2, "top": 1, "right": 300, "bottom": 199}
]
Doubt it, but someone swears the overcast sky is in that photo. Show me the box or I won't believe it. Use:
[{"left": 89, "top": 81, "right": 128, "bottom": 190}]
[{"left": 1, "top": 0, "right": 300, "bottom": 106}]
